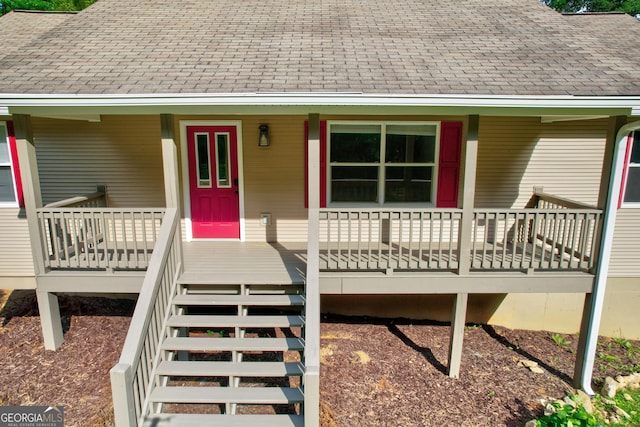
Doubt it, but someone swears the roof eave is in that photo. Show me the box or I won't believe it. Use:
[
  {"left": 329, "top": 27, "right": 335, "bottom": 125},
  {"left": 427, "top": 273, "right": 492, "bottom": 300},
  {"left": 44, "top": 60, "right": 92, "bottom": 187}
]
[{"left": 2, "top": 93, "right": 639, "bottom": 116}]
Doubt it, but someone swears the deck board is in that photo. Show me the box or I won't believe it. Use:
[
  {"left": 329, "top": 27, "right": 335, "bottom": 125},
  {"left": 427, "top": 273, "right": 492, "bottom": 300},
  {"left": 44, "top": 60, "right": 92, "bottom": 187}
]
[{"left": 182, "top": 242, "right": 307, "bottom": 284}]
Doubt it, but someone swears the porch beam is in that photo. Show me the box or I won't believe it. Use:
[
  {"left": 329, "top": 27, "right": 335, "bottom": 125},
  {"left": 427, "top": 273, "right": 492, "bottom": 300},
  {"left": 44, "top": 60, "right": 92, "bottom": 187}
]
[
  {"left": 448, "top": 292, "right": 468, "bottom": 378},
  {"left": 457, "top": 115, "right": 479, "bottom": 275},
  {"left": 305, "top": 113, "right": 321, "bottom": 427}
]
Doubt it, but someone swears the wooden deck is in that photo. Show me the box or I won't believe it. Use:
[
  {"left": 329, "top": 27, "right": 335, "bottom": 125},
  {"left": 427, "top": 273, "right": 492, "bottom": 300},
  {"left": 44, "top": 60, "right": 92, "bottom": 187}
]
[
  {"left": 182, "top": 241, "right": 307, "bottom": 285},
  {"left": 180, "top": 240, "right": 594, "bottom": 294}
]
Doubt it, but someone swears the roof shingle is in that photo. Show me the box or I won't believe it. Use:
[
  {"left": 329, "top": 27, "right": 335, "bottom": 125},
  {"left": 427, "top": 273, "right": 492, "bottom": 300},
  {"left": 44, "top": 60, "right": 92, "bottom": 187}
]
[{"left": 0, "top": 0, "right": 638, "bottom": 96}]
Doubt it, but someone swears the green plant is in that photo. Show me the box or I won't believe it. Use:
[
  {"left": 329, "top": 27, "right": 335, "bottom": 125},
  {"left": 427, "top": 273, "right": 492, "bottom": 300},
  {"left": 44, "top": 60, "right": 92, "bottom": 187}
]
[
  {"left": 206, "top": 329, "right": 226, "bottom": 337},
  {"left": 535, "top": 396, "right": 597, "bottom": 427},
  {"left": 611, "top": 387, "right": 640, "bottom": 426},
  {"left": 551, "top": 333, "right": 571, "bottom": 350}
]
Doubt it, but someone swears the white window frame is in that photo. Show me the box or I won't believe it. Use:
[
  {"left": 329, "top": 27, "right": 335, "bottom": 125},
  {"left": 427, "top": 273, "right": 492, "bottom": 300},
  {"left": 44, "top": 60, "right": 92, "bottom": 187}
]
[
  {"left": 621, "top": 130, "right": 640, "bottom": 208},
  {"left": 0, "top": 122, "right": 19, "bottom": 208},
  {"left": 326, "top": 121, "right": 440, "bottom": 207}
]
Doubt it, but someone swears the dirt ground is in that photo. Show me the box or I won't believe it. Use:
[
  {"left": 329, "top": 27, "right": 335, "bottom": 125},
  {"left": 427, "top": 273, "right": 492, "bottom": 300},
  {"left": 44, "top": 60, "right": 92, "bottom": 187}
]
[{"left": 0, "top": 290, "right": 637, "bottom": 427}]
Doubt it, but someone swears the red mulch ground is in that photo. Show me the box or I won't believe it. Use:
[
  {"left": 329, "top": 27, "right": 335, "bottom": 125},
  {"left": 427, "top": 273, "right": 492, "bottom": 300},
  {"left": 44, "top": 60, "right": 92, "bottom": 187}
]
[{"left": 0, "top": 290, "right": 637, "bottom": 427}]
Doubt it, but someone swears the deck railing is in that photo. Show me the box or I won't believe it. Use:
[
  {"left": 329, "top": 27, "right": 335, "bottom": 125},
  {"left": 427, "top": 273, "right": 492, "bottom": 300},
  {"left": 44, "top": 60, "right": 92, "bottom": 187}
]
[
  {"left": 319, "top": 194, "right": 602, "bottom": 273},
  {"left": 471, "top": 209, "right": 601, "bottom": 271},
  {"left": 111, "top": 208, "right": 182, "bottom": 427},
  {"left": 320, "top": 209, "right": 463, "bottom": 271},
  {"left": 44, "top": 185, "right": 107, "bottom": 208},
  {"left": 37, "top": 208, "right": 165, "bottom": 270}
]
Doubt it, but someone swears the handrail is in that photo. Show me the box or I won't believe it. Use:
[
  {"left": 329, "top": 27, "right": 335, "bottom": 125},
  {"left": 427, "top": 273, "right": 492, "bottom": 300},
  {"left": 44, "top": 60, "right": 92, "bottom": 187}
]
[
  {"left": 110, "top": 208, "right": 182, "bottom": 427},
  {"left": 44, "top": 185, "right": 107, "bottom": 208},
  {"left": 533, "top": 190, "right": 598, "bottom": 210}
]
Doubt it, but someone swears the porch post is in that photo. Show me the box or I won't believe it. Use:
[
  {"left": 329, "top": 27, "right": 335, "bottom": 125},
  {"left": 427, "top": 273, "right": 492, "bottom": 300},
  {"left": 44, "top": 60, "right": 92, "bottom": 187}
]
[
  {"left": 447, "top": 115, "right": 477, "bottom": 378},
  {"left": 15, "top": 114, "right": 64, "bottom": 350},
  {"left": 448, "top": 293, "right": 468, "bottom": 378},
  {"left": 457, "top": 115, "right": 479, "bottom": 275},
  {"left": 160, "top": 114, "right": 180, "bottom": 209},
  {"left": 14, "top": 114, "right": 45, "bottom": 275},
  {"left": 573, "top": 115, "right": 627, "bottom": 390},
  {"left": 305, "top": 113, "right": 321, "bottom": 427}
]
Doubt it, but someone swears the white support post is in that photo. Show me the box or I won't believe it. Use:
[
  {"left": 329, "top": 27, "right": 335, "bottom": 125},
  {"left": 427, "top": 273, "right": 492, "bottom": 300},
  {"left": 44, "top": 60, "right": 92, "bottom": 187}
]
[
  {"left": 110, "top": 363, "right": 137, "bottom": 427},
  {"left": 457, "top": 115, "right": 479, "bottom": 275},
  {"left": 36, "top": 290, "right": 64, "bottom": 350},
  {"left": 160, "top": 114, "right": 180, "bottom": 209},
  {"left": 14, "top": 114, "right": 45, "bottom": 275},
  {"left": 15, "top": 115, "right": 64, "bottom": 350},
  {"left": 160, "top": 114, "right": 184, "bottom": 276},
  {"left": 305, "top": 113, "right": 321, "bottom": 427},
  {"left": 448, "top": 292, "right": 468, "bottom": 378}
]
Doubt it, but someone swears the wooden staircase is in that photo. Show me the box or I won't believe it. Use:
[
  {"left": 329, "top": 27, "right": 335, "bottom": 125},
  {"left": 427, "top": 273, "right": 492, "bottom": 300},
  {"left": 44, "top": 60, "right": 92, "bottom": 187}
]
[{"left": 142, "top": 277, "right": 306, "bottom": 427}]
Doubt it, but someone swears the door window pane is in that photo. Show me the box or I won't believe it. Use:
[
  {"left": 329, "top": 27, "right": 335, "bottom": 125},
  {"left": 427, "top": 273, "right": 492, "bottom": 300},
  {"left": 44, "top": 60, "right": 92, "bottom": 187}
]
[
  {"left": 216, "top": 134, "right": 231, "bottom": 188},
  {"left": 196, "top": 134, "right": 211, "bottom": 188},
  {"left": 385, "top": 166, "right": 432, "bottom": 202},
  {"left": 0, "top": 167, "right": 16, "bottom": 202},
  {"left": 331, "top": 166, "right": 378, "bottom": 202}
]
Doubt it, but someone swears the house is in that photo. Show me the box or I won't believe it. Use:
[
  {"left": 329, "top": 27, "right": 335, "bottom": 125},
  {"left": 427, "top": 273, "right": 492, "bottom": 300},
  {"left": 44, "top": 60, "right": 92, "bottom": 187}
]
[{"left": 0, "top": 1, "right": 639, "bottom": 425}]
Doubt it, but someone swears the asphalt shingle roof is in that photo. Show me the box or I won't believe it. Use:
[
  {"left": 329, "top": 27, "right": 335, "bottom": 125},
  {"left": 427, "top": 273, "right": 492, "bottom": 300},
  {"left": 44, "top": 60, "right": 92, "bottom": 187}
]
[
  {"left": 0, "top": 0, "right": 638, "bottom": 96},
  {"left": 0, "top": 10, "right": 75, "bottom": 58}
]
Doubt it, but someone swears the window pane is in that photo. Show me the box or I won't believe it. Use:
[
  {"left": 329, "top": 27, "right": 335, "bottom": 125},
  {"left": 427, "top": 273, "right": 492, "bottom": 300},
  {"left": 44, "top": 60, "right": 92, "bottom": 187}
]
[
  {"left": 0, "top": 126, "right": 9, "bottom": 164},
  {"left": 331, "top": 166, "right": 378, "bottom": 202},
  {"left": 631, "top": 132, "right": 640, "bottom": 164},
  {"left": 216, "top": 134, "right": 230, "bottom": 188},
  {"left": 385, "top": 166, "right": 432, "bottom": 202},
  {"left": 386, "top": 133, "right": 436, "bottom": 163},
  {"left": 330, "top": 125, "right": 381, "bottom": 163},
  {"left": 196, "top": 134, "right": 211, "bottom": 187},
  {"left": 0, "top": 166, "right": 16, "bottom": 202},
  {"left": 624, "top": 167, "right": 640, "bottom": 203}
]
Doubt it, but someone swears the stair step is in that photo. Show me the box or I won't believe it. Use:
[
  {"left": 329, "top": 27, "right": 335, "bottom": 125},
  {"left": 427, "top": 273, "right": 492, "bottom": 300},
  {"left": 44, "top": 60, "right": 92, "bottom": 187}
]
[
  {"left": 172, "top": 294, "right": 305, "bottom": 306},
  {"left": 148, "top": 386, "right": 304, "bottom": 404},
  {"left": 142, "top": 414, "right": 303, "bottom": 427},
  {"left": 162, "top": 337, "right": 305, "bottom": 352},
  {"left": 157, "top": 361, "right": 305, "bottom": 377},
  {"left": 167, "top": 315, "right": 304, "bottom": 328}
]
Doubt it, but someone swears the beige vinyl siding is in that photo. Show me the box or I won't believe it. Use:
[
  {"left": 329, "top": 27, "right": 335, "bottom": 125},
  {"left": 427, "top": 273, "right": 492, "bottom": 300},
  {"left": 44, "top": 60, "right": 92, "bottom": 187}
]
[
  {"left": 475, "top": 117, "right": 607, "bottom": 208},
  {"left": 237, "top": 116, "right": 308, "bottom": 242},
  {"left": 0, "top": 208, "right": 34, "bottom": 276},
  {"left": 33, "top": 115, "right": 165, "bottom": 207},
  {"left": 610, "top": 209, "right": 640, "bottom": 277}
]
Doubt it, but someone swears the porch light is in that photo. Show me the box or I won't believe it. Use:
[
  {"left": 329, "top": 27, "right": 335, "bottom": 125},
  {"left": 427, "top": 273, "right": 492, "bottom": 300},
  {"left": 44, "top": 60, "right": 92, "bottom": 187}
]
[{"left": 258, "top": 124, "right": 270, "bottom": 147}]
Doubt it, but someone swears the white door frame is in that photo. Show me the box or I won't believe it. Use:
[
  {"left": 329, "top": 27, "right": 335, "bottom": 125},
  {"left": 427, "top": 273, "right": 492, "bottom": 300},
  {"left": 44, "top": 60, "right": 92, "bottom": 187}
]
[{"left": 179, "top": 120, "right": 245, "bottom": 241}]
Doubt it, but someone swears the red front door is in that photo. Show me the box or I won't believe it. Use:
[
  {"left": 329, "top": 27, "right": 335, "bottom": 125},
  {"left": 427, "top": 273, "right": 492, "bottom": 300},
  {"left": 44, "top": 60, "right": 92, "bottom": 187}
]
[{"left": 187, "top": 126, "right": 240, "bottom": 238}]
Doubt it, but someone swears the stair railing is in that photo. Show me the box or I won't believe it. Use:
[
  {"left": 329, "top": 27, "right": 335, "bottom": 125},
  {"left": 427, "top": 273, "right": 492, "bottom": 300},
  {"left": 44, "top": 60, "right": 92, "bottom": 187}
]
[{"left": 110, "top": 208, "right": 182, "bottom": 427}]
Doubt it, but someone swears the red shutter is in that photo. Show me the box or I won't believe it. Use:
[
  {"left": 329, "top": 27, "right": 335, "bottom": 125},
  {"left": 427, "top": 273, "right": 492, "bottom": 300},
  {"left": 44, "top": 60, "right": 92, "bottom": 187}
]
[
  {"left": 436, "top": 121, "right": 463, "bottom": 208},
  {"left": 304, "top": 120, "right": 327, "bottom": 208},
  {"left": 618, "top": 132, "right": 634, "bottom": 209},
  {"left": 6, "top": 122, "right": 24, "bottom": 208}
]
